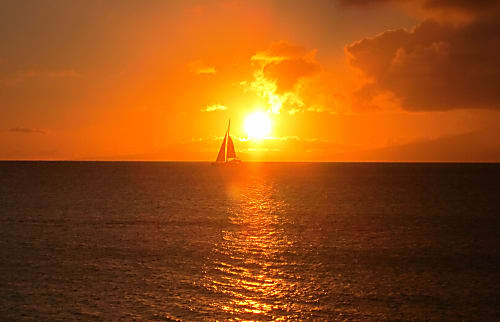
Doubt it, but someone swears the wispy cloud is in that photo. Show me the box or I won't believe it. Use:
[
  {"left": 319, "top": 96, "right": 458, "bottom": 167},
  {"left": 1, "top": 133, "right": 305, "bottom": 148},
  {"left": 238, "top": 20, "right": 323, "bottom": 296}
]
[
  {"left": 7, "top": 127, "right": 46, "bottom": 134},
  {"left": 2, "top": 69, "right": 80, "bottom": 86},
  {"left": 46, "top": 70, "right": 80, "bottom": 78},
  {"left": 181, "top": 134, "right": 352, "bottom": 161},
  {"left": 200, "top": 104, "right": 227, "bottom": 112},
  {"left": 188, "top": 60, "right": 216, "bottom": 75},
  {"left": 187, "top": 135, "right": 334, "bottom": 145}
]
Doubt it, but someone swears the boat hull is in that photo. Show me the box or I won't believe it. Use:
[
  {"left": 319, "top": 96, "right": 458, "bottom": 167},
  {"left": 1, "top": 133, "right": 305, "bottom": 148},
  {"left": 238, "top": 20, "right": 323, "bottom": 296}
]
[{"left": 211, "top": 159, "right": 242, "bottom": 167}]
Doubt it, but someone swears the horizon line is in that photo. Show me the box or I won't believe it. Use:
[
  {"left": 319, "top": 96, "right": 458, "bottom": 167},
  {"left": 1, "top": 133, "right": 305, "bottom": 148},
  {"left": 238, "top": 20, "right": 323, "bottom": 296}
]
[{"left": 1, "top": 159, "right": 499, "bottom": 164}]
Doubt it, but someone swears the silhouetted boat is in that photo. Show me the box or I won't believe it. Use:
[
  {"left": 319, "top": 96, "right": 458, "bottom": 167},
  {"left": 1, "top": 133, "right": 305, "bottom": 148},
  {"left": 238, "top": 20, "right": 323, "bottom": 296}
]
[{"left": 212, "top": 120, "right": 242, "bottom": 166}]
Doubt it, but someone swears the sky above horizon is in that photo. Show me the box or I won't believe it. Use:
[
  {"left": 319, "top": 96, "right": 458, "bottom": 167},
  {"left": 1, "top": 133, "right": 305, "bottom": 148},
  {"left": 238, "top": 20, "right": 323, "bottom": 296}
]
[{"left": 1, "top": 0, "right": 500, "bottom": 161}]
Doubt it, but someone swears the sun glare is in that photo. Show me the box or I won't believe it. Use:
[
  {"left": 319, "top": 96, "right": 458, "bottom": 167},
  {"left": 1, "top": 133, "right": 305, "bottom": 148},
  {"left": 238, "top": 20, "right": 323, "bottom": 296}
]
[{"left": 245, "top": 112, "right": 271, "bottom": 139}]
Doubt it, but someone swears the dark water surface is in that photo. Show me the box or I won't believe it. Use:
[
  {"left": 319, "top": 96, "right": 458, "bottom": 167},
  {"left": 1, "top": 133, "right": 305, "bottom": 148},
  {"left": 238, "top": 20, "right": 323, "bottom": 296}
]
[{"left": 1, "top": 162, "right": 499, "bottom": 320}]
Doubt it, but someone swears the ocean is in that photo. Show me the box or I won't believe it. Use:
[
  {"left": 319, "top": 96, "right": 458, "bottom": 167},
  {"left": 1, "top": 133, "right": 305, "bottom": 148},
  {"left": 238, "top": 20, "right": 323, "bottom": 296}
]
[{"left": 0, "top": 162, "right": 499, "bottom": 320}]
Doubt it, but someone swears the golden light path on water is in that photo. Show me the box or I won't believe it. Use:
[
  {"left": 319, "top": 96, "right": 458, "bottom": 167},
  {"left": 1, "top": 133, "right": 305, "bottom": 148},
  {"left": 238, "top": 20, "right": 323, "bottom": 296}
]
[{"left": 199, "top": 177, "right": 326, "bottom": 320}]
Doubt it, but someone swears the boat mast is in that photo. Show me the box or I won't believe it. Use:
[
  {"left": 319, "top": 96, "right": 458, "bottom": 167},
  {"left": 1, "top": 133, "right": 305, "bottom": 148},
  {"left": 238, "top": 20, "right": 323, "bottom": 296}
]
[{"left": 226, "top": 119, "right": 230, "bottom": 162}]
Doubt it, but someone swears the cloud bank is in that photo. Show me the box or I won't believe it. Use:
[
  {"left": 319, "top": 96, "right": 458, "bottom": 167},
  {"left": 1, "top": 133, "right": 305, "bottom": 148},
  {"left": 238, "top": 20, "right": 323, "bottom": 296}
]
[{"left": 344, "top": 0, "right": 500, "bottom": 111}]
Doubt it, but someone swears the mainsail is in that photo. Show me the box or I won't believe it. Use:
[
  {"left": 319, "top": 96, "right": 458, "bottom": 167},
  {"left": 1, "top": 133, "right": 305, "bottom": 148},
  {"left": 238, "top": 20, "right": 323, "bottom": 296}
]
[{"left": 216, "top": 133, "right": 227, "bottom": 162}]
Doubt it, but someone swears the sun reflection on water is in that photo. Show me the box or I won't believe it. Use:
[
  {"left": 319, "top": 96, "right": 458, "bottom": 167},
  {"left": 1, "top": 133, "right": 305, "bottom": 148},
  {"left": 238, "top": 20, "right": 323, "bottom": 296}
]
[{"left": 200, "top": 179, "right": 322, "bottom": 320}]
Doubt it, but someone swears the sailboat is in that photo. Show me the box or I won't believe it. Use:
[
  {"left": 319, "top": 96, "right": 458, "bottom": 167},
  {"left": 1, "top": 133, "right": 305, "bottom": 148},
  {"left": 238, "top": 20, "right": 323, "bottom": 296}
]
[{"left": 212, "top": 120, "right": 242, "bottom": 166}]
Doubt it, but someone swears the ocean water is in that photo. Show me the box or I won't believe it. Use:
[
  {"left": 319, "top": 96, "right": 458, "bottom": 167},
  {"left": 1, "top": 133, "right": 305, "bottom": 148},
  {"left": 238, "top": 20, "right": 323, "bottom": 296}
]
[{"left": 0, "top": 162, "right": 499, "bottom": 320}]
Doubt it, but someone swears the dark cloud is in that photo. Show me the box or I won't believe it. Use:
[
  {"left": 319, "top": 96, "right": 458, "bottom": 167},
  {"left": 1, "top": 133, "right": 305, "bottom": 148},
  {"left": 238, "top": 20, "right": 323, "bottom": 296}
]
[
  {"left": 339, "top": 0, "right": 500, "bottom": 12},
  {"left": 264, "top": 58, "right": 321, "bottom": 93},
  {"left": 338, "top": 0, "right": 397, "bottom": 7},
  {"left": 247, "top": 41, "right": 323, "bottom": 113},
  {"left": 8, "top": 127, "right": 45, "bottom": 134},
  {"left": 346, "top": 13, "right": 500, "bottom": 110},
  {"left": 422, "top": 0, "right": 500, "bottom": 13},
  {"left": 252, "top": 41, "right": 321, "bottom": 93}
]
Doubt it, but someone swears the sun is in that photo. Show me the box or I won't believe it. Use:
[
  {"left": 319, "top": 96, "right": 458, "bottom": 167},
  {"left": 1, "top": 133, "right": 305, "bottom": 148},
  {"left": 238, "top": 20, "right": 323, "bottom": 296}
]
[{"left": 244, "top": 111, "right": 271, "bottom": 139}]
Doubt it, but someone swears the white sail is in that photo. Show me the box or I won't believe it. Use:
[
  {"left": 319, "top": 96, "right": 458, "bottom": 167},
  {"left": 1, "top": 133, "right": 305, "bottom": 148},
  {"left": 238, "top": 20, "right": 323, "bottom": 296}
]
[
  {"left": 227, "top": 136, "right": 236, "bottom": 159},
  {"left": 216, "top": 133, "right": 227, "bottom": 162}
]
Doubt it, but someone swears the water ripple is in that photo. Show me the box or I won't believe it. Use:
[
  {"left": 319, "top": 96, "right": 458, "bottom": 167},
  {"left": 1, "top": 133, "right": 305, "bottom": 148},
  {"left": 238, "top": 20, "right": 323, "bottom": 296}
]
[{"left": 198, "top": 180, "right": 325, "bottom": 320}]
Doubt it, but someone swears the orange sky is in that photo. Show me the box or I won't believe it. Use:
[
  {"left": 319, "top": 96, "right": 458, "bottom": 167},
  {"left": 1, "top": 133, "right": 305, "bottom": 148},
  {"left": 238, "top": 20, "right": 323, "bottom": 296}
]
[{"left": 1, "top": 0, "right": 500, "bottom": 161}]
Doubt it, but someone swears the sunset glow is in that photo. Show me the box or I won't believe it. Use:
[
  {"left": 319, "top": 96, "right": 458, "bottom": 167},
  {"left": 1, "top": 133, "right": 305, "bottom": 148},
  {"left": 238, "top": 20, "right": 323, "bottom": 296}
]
[
  {"left": 1, "top": 0, "right": 500, "bottom": 161},
  {"left": 2, "top": 2, "right": 500, "bottom": 321},
  {"left": 244, "top": 112, "right": 271, "bottom": 139}
]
